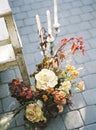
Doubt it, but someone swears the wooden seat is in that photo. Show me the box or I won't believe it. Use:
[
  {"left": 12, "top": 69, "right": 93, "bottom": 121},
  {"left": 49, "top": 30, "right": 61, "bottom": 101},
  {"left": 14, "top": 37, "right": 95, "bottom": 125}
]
[{"left": 0, "top": 0, "right": 30, "bottom": 85}]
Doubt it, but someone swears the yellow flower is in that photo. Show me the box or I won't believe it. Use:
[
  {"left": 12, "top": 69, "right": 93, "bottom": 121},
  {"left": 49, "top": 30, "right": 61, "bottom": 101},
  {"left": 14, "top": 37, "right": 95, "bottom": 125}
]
[
  {"left": 70, "top": 70, "right": 79, "bottom": 80},
  {"left": 72, "top": 70, "right": 79, "bottom": 77},
  {"left": 61, "top": 71, "right": 65, "bottom": 76},
  {"left": 59, "top": 81, "right": 71, "bottom": 94},
  {"left": 66, "top": 65, "right": 75, "bottom": 72},
  {"left": 35, "top": 69, "right": 58, "bottom": 90},
  {"left": 25, "top": 103, "right": 46, "bottom": 123}
]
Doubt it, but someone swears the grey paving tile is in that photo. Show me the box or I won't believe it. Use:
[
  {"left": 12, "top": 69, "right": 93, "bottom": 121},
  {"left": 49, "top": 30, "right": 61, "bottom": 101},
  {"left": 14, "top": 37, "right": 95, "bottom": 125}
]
[
  {"left": 71, "top": 1, "right": 83, "bottom": 7},
  {"left": 21, "top": 35, "right": 30, "bottom": 45},
  {"left": 60, "top": 10, "right": 71, "bottom": 18},
  {"left": 10, "top": 126, "right": 26, "bottom": 130},
  {"left": 81, "top": 5, "right": 94, "bottom": 13},
  {"left": 88, "top": 38, "right": 96, "bottom": 48},
  {"left": 23, "top": 42, "right": 38, "bottom": 54},
  {"left": 74, "top": 54, "right": 90, "bottom": 64},
  {"left": 0, "top": 69, "right": 16, "bottom": 84},
  {"left": 84, "top": 61, "right": 96, "bottom": 74},
  {"left": 82, "top": 88, "right": 96, "bottom": 105},
  {"left": 14, "top": 67, "right": 22, "bottom": 79},
  {"left": 15, "top": 12, "right": 27, "bottom": 20},
  {"left": 78, "top": 22, "right": 91, "bottom": 31},
  {"left": 2, "top": 96, "right": 19, "bottom": 112},
  {"left": 45, "top": 115, "right": 66, "bottom": 130},
  {"left": 12, "top": 0, "right": 24, "bottom": 7},
  {"left": 16, "top": 20, "right": 24, "bottom": 28},
  {"left": 79, "top": 124, "right": 96, "bottom": 130},
  {"left": 24, "top": 0, "right": 34, "bottom": 5},
  {"left": 80, "top": 105, "right": 96, "bottom": 125},
  {"left": 16, "top": 110, "right": 25, "bottom": 126},
  {"left": 33, "top": 51, "right": 44, "bottom": 63},
  {"left": 24, "top": 17, "right": 36, "bottom": 26},
  {"left": 69, "top": 93, "right": 86, "bottom": 110},
  {"left": 0, "top": 100, "right": 3, "bottom": 113},
  {"left": 70, "top": 8, "right": 83, "bottom": 15},
  {"left": 89, "top": 28, "right": 96, "bottom": 37},
  {"left": 81, "top": 0, "right": 94, "bottom": 5},
  {"left": 65, "top": 24, "right": 80, "bottom": 33},
  {"left": 24, "top": 53, "right": 36, "bottom": 66},
  {"left": 91, "top": 11, "right": 96, "bottom": 18},
  {"left": 28, "top": 32, "right": 39, "bottom": 42},
  {"left": 89, "top": 18, "right": 96, "bottom": 28},
  {"left": 80, "top": 13, "right": 94, "bottom": 21},
  {"left": 82, "top": 74, "right": 96, "bottom": 89},
  {"left": 62, "top": 111, "right": 83, "bottom": 129},
  {"left": 68, "top": 15, "right": 82, "bottom": 24},
  {"left": 20, "top": 5, "right": 32, "bottom": 12},
  {"left": 61, "top": 3, "right": 72, "bottom": 11},
  {"left": 11, "top": 7, "right": 21, "bottom": 14},
  {"left": 27, "top": 10, "right": 38, "bottom": 18},
  {"left": 87, "top": 49, "right": 96, "bottom": 60},
  {"left": 0, "top": 84, "right": 10, "bottom": 98},
  {"left": 76, "top": 30, "right": 92, "bottom": 40},
  {"left": 8, "top": 119, "right": 16, "bottom": 129},
  {"left": 19, "top": 26, "right": 33, "bottom": 35}
]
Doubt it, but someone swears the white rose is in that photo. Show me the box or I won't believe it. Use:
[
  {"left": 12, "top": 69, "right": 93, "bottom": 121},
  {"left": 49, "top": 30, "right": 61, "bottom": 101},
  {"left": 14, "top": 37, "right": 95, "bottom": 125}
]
[
  {"left": 59, "top": 81, "right": 71, "bottom": 94},
  {"left": 35, "top": 69, "right": 58, "bottom": 90}
]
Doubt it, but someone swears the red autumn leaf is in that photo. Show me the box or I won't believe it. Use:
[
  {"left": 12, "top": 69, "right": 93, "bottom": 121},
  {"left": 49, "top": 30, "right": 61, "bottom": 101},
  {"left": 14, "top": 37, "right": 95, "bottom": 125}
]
[
  {"left": 77, "top": 37, "right": 83, "bottom": 42},
  {"left": 69, "top": 37, "right": 74, "bottom": 41},
  {"left": 82, "top": 48, "right": 85, "bottom": 55},
  {"left": 61, "top": 38, "right": 68, "bottom": 45},
  {"left": 71, "top": 43, "right": 78, "bottom": 54},
  {"left": 59, "top": 53, "right": 65, "bottom": 61}
]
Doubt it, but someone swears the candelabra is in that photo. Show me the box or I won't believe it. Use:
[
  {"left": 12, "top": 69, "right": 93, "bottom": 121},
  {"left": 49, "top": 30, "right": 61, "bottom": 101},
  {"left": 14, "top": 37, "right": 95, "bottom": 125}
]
[{"left": 36, "top": 0, "right": 60, "bottom": 57}]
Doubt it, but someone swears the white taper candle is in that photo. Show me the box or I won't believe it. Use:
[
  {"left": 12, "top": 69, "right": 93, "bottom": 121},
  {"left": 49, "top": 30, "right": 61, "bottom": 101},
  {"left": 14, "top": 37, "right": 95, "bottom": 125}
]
[
  {"left": 54, "top": 0, "right": 58, "bottom": 26},
  {"left": 36, "top": 14, "right": 44, "bottom": 43},
  {"left": 46, "top": 10, "right": 52, "bottom": 35}
]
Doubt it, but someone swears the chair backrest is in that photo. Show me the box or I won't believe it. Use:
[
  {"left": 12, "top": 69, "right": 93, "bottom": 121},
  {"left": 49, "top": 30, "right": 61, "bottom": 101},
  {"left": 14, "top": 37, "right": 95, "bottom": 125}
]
[
  {"left": 0, "top": 0, "right": 11, "bottom": 17},
  {"left": 0, "top": 0, "right": 30, "bottom": 85}
]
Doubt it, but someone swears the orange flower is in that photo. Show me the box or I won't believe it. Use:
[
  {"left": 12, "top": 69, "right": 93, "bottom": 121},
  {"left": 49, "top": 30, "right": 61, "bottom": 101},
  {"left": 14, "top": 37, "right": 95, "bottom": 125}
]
[
  {"left": 66, "top": 94, "right": 72, "bottom": 100},
  {"left": 53, "top": 91, "right": 66, "bottom": 104},
  {"left": 46, "top": 87, "right": 54, "bottom": 94},
  {"left": 42, "top": 95, "right": 48, "bottom": 102}
]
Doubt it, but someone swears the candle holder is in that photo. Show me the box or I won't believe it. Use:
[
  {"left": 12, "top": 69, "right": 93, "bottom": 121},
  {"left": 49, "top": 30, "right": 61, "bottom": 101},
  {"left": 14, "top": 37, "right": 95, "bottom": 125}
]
[
  {"left": 53, "top": 23, "right": 60, "bottom": 35},
  {"left": 39, "top": 24, "right": 60, "bottom": 58}
]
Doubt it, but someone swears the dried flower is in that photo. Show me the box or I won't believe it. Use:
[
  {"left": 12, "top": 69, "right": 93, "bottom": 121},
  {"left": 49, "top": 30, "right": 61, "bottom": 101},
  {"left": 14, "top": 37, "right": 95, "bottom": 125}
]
[
  {"left": 76, "top": 81, "right": 85, "bottom": 91},
  {"left": 57, "top": 105, "right": 63, "bottom": 113},
  {"left": 25, "top": 103, "right": 46, "bottom": 123},
  {"left": 59, "top": 81, "right": 71, "bottom": 94},
  {"left": 42, "top": 95, "right": 48, "bottom": 102},
  {"left": 35, "top": 69, "right": 58, "bottom": 90}
]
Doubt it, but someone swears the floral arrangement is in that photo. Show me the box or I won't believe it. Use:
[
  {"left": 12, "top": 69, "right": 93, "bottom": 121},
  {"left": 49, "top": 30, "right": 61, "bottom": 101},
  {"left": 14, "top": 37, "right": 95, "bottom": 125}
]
[{"left": 7, "top": 36, "right": 85, "bottom": 130}]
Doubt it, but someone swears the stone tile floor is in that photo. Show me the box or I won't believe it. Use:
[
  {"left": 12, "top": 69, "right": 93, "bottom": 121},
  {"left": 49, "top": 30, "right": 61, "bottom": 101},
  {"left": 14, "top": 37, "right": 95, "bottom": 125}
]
[{"left": 0, "top": 0, "right": 96, "bottom": 129}]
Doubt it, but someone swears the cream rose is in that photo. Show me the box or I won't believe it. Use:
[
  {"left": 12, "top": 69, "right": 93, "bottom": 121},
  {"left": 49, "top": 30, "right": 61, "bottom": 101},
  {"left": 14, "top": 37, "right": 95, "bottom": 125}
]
[
  {"left": 58, "top": 81, "right": 71, "bottom": 94},
  {"left": 25, "top": 103, "right": 46, "bottom": 123},
  {"left": 35, "top": 69, "right": 58, "bottom": 90}
]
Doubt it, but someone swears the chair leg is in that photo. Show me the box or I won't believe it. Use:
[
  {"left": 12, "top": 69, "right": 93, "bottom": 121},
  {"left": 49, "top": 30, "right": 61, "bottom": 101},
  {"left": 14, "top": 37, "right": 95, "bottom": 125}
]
[{"left": 16, "top": 52, "right": 30, "bottom": 86}]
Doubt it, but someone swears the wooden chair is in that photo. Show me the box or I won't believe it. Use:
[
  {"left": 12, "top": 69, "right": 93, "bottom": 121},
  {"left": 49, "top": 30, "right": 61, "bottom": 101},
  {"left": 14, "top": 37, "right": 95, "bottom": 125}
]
[{"left": 0, "top": 0, "right": 30, "bottom": 85}]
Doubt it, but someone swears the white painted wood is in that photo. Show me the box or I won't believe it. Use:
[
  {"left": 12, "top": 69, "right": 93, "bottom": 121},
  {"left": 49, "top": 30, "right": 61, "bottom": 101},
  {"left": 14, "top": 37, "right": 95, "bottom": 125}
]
[
  {"left": 0, "top": 17, "right": 10, "bottom": 45},
  {"left": 0, "top": 44, "right": 16, "bottom": 64},
  {"left": 0, "top": 0, "right": 11, "bottom": 17}
]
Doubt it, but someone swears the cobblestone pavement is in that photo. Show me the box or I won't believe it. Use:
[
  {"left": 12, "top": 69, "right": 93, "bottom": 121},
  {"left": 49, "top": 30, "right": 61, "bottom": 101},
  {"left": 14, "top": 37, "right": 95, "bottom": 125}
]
[{"left": 0, "top": 0, "right": 96, "bottom": 130}]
